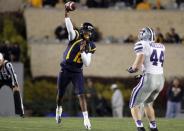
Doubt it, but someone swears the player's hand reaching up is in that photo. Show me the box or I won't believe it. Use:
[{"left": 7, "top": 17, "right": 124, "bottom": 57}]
[
  {"left": 65, "top": 1, "right": 76, "bottom": 13},
  {"left": 65, "top": 1, "right": 76, "bottom": 17}
]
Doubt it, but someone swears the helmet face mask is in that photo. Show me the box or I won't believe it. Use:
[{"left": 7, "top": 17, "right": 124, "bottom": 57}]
[
  {"left": 138, "top": 27, "right": 155, "bottom": 41},
  {"left": 83, "top": 31, "right": 92, "bottom": 40},
  {"left": 80, "top": 22, "right": 94, "bottom": 41}
]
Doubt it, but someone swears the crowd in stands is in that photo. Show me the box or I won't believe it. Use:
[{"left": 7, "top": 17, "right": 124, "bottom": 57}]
[
  {"left": 62, "top": 78, "right": 183, "bottom": 118},
  {"left": 54, "top": 24, "right": 183, "bottom": 44},
  {"left": 25, "top": 1, "right": 184, "bottom": 44},
  {"left": 94, "top": 27, "right": 183, "bottom": 44},
  {"left": 27, "top": 0, "right": 184, "bottom": 10},
  {"left": 54, "top": 23, "right": 68, "bottom": 41},
  {"left": 123, "top": 27, "right": 183, "bottom": 44},
  {"left": 0, "top": 41, "right": 21, "bottom": 62},
  {"left": 165, "top": 77, "right": 184, "bottom": 118},
  {"left": 85, "top": 77, "right": 184, "bottom": 118},
  {"left": 155, "top": 27, "right": 181, "bottom": 44},
  {"left": 85, "top": 78, "right": 112, "bottom": 117},
  {"left": 24, "top": 1, "right": 184, "bottom": 44},
  {"left": 155, "top": 27, "right": 182, "bottom": 44}
]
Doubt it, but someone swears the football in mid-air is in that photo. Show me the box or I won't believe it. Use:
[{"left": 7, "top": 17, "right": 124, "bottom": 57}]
[{"left": 65, "top": 1, "right": 76, "bottom": 11}]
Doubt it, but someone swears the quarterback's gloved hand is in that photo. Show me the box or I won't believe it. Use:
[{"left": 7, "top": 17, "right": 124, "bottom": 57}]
[{"left": 127, "top": 67, "right": 138, "bottom": 73}]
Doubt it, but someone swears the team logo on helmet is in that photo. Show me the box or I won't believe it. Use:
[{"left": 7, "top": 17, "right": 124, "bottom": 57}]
[
  {"left": 80, "top": 22, "right": 94, "bottom": 31},
  {"left": 80, "top": 22, "right": 95, "bottom": 40},
  {"left": 138, "top": 27, "right": 155, "bottom": 41}
]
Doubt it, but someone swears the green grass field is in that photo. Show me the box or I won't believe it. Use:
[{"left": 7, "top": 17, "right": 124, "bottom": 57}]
[{"left": 0, "top": 117, "right": 183, "bottom": 131}]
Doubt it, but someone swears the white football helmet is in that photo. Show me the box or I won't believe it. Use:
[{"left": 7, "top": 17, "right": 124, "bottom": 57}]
[{"left": 138, "top": 27, "right": 155, "bottom": 41}]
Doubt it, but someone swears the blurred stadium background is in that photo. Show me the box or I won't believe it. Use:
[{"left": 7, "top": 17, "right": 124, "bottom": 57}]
[{"left": 0, "top": 0, "right": 184, "bottom": 120}]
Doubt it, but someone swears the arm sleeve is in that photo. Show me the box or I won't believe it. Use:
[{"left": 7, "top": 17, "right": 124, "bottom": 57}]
[
  {"left": 134, "top": 42, "right": 144, "bottom": 54},
  {"left": 132, "top": 42, "right": 145, "bottom": 70},
  {"left": 65, "top": 17, "right": 76, "bottom": 41},
  {"left": 5, "top": 62, "right": 19, "bottom": 86},
  {"left": 81, "top": 52, "right": 92, "bottom": 67}
]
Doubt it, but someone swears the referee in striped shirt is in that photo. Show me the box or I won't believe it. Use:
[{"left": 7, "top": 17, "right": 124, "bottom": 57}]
[{"left": 0, "top": 52, "right": 24, "bottom": 117}]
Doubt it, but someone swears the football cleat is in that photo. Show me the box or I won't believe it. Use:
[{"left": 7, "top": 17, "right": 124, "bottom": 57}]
[
  {"left": 56, "top": 106, "right": 62, "bottom": 124},
  {"left": 150, "top": 128, "right": 158, "bottom": 131},
  {"left": 84, "top": 118, "right": 91, "bottom": 130},
  {"left": 137, "top": 127, "right": 146, "bottom": 131},
  {"left": 20, "top": 113, "right": 24, "bottom": 118}
]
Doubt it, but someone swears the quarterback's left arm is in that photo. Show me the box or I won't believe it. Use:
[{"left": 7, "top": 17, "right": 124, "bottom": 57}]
[{"left": 80, "top": 42, "right": 96, "bottom": 67}]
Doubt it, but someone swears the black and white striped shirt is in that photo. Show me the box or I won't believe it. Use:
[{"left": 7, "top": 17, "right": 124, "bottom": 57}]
[{"left": 0, "top": 60, "right": 18, "bottom": 87}]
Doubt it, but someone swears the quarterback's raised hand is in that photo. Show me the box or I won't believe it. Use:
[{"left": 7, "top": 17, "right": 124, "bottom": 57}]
[{"left": 65, "top": 1, "right": 76, "bottom": 17}]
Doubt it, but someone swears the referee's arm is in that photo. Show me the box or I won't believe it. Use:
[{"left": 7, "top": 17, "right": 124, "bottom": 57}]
[{"left": 5, "top": 62, "right": 19, "bottom": 87}]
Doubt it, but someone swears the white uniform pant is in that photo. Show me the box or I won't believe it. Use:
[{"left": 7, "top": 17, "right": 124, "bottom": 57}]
[{"left": 112, "top": 106, "right": 123, "bottom": 118}]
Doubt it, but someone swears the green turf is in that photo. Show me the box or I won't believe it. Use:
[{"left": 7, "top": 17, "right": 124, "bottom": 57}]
[{"left": 0, "top": 117, "right": 183, "bottom": 131}]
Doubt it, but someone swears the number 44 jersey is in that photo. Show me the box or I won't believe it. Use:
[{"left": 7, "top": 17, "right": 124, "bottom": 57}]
[{"left": 134, "top": 40, "right": 165, "bottom": 74}]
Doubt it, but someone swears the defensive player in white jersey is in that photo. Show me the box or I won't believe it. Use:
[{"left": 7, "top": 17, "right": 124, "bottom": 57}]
[{"left": 127, "top": 27, "right": 165, "bottom": 131}]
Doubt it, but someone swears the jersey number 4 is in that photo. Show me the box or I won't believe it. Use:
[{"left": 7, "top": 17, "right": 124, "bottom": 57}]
[{"left": 150, "top": 49, "right": 164, "bottom": 66}]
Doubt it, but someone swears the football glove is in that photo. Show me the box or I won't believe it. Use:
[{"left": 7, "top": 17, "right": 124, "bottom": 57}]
[
  {"left": 135, "top": 74, "right": 142, "bottom": 79},
  {"left": 127, "top": 67, "right": 138, "bottom": 73}
]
